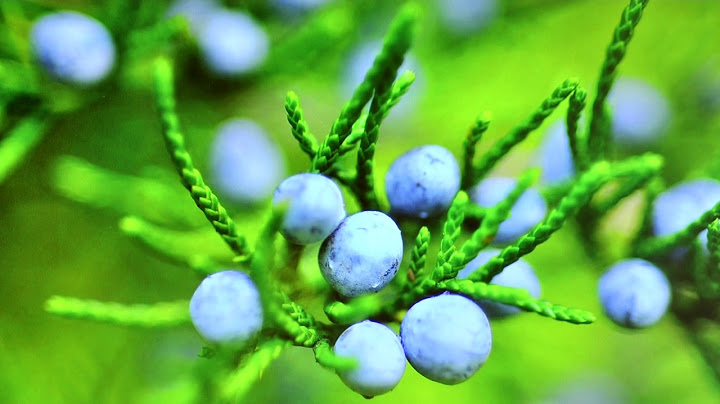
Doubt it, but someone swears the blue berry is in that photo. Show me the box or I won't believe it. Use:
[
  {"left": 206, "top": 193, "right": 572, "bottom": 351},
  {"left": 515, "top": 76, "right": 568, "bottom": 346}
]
[
  {"left": 469, "top": 177, "right": 547, "bottom": 244},
  {"left": 30, "top": 11, "right": 116, "bottom": 85},
  {"left": 598, "top": 259, "right": 671, "bottom": 329},
  {"left": 652, "top": 178, "right": 720, "bottom": 250},
  {"left": 385, "top": 145, "right": 460, "bottom": 219},
  {"left": 189, "top": 270, "right": 263, "bottom": 345},
  {"left": 607, "top": 78, "right": 671, "bottom": 145},
  {"left": 333, "top": 321, "right": 406, "bottom": 397},
  {"left": 319, "top": 211, "right": 403, "bottom": 297},
  {"left": 458, "top": 249, "right": 541, "bottom": 317},
  {"left": 343, "top": 41, "right": 422, "bottom": 117},
  {"left": 273, "top": 173, "right": 346, "bottom": 245},
  {"left": 209, "top": 119, "right": 285, "bottom": 204},
  {"left": 436, "top": 0, "right": 498, "bottom": 35},
  {"left": 196, "top": 10, "right": 269, "bottom": 76},
  {"left": 400, "top": 293, "right": 492, "bottom": 384},
  {"left": 536, "top": 120, "right": 575, "bottom": 185}
]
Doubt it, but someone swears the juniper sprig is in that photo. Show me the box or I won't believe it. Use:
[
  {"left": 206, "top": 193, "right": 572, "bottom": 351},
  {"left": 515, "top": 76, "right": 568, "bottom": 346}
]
[
  {"left": 0, "top": 112, "right": 48, "bottom": 185},
  {"left": 468, "top": 153, "right": 663, "bottom": 283},
  {"left": 566, "top": 86, "right": 588, "bottom": 172},
  {"left": 45, "top": 296, "right": 190, "bottom": 328},
  {"left": 220, "top": 338, "right": 290, "bottom": 403},
  {"left": 311, "top": 3, "right": 417, "bottom": 175},
  {"left": 461, "top": 112, "right": 492, "bottom": 190},
  {"left": 437, "top": 279, "right": 596, "bottom": 324},
  {"left": 284, "top": 91, "right": 318, "bottom": 160},
  {"left": 697, "top": 220, "right": 720, "bottom": 299},
  {"left": 153, "top": 58, "right": 250, "bottom": 259},
  {"left": 119, "top": 215, "right": 234, "bottom": 265},
  {"left": 636, "top": 199, "right": 720, "bottom": 259},
  {"left": 587, "top": 0, "right": 650, "bottom": 161},
  {"left": 52, "top": 155, "right": 203, "bottom": 227},
  {"left": 471, "top": 78, "right": 579, "bottom": 182}
]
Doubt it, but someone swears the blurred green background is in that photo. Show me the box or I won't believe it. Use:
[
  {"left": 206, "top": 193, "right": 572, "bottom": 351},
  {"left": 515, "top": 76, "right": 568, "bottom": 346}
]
[{"left": 1, "top": 0, "right": 720, "bottom": 403}]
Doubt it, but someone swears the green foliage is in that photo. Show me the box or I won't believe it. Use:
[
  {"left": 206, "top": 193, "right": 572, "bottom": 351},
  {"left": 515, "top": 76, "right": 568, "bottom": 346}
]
[
  {"left": 588, "top": 0, "right": 650, "bottom": 160},
  {"left": 0, "top": 112, "right": 47, "bottom": 184},
  {"left": 45, "top": 296, "right": 190, "bottom": 328},
  {"left": 36, "top": 0, "right": 720, "bottom": 400},
  {"left": 153, "top": 58, "right": 250, "bottom": 259},
  {"left": 310, "top": 3, "right": 418, "bottom": 175},
  {"left": 461, "top": 112, "right": 492, "bottom": 190},
  {"left": 284, "top": 91, "right": 317, "bottom": 160},
  {"left": 471, "top": 78, "right": 578, "bottom": 181}
]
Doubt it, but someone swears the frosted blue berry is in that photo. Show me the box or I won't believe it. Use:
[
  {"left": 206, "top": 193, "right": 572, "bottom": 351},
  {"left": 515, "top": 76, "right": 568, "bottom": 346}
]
[
  {"left": 189, "top": 270, "right": 263, "bottom": 346},
  {"left": 319, "top": 211, "right": 403, "bottom": 297},
  {"left": 333, "top": 321, "right": 406, "bottom": 397},
  {"left": 436, "top": 0, "right": 498, "bottom": 35},
  {"left": 209, "top": 119, "right": 285, "bottom": 204},
  {"left": 469, "top": 177, "right": 547, "bottom": 244},
  {"left": 536, "top": 120, "right": 575, "bottom": 185},
  {"left": 607, "top": 78, "right": 671, "bottom": 145},
  {"left": 458, "top": 248, "right": 541, "bottom": 317},
  {"left": 401, "top": 293, "right": 492, "bottom": 384},
  {"left": 598, "top": 259, "right": 671, "bottom": 329},
  {"left": 30, "top": 11, "right": 116, "bottom": 85},
  {"left": 652, "top": 178, "right": 720, "bottom": 250},
  {"left": 385, "top": 145, "right": 460, "bottom": 219},
  {"left": 196, "top": 10, "right": 269, "bottom": 76},
  {"left": 273, "top": 173, "right": 346, "bottom": 245},
  {"left": 343, "top": 41, "right": 422, "bottom": 118}
]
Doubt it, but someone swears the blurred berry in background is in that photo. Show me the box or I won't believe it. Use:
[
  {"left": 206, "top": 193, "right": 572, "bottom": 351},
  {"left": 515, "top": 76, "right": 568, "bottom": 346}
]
[
  {"left": 31, "top": 11, "right": 116, "bottom": 85},
  {"left": 608, "top": 77, "right": 671, "bottom": 146},
  {"left": 469, "top": 177, "right": 547, "bottom": 244},
  {"left": 209, "top": 119, "right": 285, "bottom": 205},
  {"left": 435, "top": 0, "right": 499, "bottom": 35},
  {"left": 598, "top": 258, "right": 671, "bottom": 329},
  {"left": 536, "top": 120, "right": 576, "bottom": 185}
]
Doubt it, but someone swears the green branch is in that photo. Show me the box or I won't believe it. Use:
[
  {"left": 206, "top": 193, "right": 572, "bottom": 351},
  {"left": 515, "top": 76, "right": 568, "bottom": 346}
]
[
  {"left": 448, "top": 169, "right": 539, "bottom": 281},
  {"left": 285, "top": 91, "right": 318, "bottom": 160},
  {"left": 472, "top": 78, "right": 578, "bottom": 180},
  {"left": 469, "top": 154, "right": 663, "bottom": 283},
  {"left": 153, "top": 58, "right": 250, "bottom": 259},
  {"left": 438, "top": 279, "right": 596, "bottom": 324},
  {"left": 45, "top": 296, "right": 190, "bottom": 327},
  {"left": 311, "top": 3, "right": 418, "bottom": 174},
  {"left": 566, "top": 86, "right": 588, "bottom": 172},
  {"left": 461, "top": 112, "right": 492, "bottom": 190},
  {"left": 588, "top": 0, "right": 650, "bottom": 160},
  {"left": 697, "top": 220, "right": 720, "bottom": 299},
  {"left": 219, "top": 338, "right": 289, "bottom": 402},
  {"left": 0, "top": 112, "right": 48, "bottom": 185},
  {"left": 636, "top": 200, "right": 720, "bottom": 259}
]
